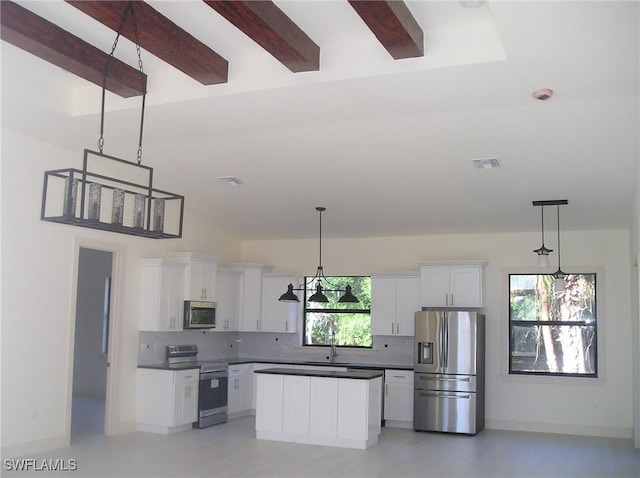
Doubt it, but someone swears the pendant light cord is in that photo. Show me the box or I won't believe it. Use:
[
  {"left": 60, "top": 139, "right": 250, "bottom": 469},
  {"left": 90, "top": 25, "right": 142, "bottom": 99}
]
[{"left": 556, "top": 204, "right": 562, "bottom": 272}]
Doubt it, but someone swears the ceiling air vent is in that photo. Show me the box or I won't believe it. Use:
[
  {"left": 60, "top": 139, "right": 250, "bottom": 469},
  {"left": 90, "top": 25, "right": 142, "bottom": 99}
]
[
  {"left": 472, "top": 158, "right": 500, "bottom": 169},
  {"left": 217, "top": 176, "right": 243, "bottom": 186}
]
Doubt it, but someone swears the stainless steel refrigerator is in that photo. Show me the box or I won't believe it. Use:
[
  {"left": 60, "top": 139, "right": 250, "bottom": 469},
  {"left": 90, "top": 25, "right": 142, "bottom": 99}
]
[{"left": 414, "top": 310, "right": 485, "bottom": 435}]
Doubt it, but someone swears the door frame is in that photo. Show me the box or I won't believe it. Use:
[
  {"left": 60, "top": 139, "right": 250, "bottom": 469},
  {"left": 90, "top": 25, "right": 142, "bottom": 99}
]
[{"left": 66, "top": 237, "right": 126, "bottom": 439}]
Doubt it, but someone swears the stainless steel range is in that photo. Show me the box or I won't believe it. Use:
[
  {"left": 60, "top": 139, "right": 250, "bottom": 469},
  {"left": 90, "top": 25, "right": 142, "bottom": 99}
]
[{"left": 166, "top": 345, "right": 228, "bottom": 429}]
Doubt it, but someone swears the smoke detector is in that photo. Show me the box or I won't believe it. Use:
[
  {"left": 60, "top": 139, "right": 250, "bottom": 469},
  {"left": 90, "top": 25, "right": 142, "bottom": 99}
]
[
  {"left": 532, "top": 88, "right": 554, "bottom": 101},
  {"left": 217, "top": 176, "right": 243, "bottom": 186}
]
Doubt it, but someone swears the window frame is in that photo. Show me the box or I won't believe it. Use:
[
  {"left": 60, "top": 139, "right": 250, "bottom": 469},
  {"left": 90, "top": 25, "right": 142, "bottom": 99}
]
[
  {"left": 302, "top": 275, "right": 372, "bottom": 349},
  {"left": 508, "top": 272, "right": 598, "bottom": 378}
]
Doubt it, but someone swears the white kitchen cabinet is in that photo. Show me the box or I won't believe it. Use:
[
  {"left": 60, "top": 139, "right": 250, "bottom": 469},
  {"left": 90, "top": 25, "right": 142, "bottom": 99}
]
[
  {"left": 227, "top": 264, "right": 270, "bottom": 332},
  {"left": 136, "top": 368, "right": 198, "bottom": 434},
  {"left": 383, "top": 369, "right": 414, "bottom": 428},
  {"left": 251, "top": 363, "right": 295, "bottom": 411},
  {"left": 420, "top": 261, "right": 485, "bottom": 308},
  {"left": 228, "top": 363, "right": 253, "bottom": 417},
  {"left": 139, "top": 259, "right": 185, "bottom": 331},
  {"left": 309, "top": 377, "right": 339, "bottom": 438},
  {"left": 371, "top": 273, "right": 420, "bottom": 336},
  {"left": 169, "top": 253, "right": 218, "bottom": 301},
  {"left": 261, "top": 273, "right": 300, "bottom": 333},
  {"left": 216, "top": 268, "right": 241, "bottom": 331}
]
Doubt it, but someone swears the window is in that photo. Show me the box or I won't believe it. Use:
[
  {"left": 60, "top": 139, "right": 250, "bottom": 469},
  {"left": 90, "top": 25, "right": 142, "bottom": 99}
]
[
  {"left": 303, "top": 276, "right": 372, "bottom": 348},
  {"left": 509, "top": 273, "right": 597, "bottom": 377}
]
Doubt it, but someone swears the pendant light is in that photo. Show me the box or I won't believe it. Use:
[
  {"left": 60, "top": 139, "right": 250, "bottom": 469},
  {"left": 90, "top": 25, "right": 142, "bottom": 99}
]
[
  {"left": 553, "top": 201, "right": 569, "bottom": 291},
  {"left": 532, "top": 203, "right": 553, "bottom": 267},
  {"left": 40, "top": 2, "right": 184, "bottom": 238},
  {"left": 279, "top": 207, "right": 360, "bottom": 304},
  {"left": 532, "top": 200, "right": 568, "bottom": 289}
]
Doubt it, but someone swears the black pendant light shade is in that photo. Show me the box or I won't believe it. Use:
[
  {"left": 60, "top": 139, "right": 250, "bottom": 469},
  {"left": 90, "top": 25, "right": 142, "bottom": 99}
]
[
  {"left": 279, "top": 283, "right": 300, "bottom": 302},
  {"left": 308, "top": 283, "right": 329, "bottom": 303},
  {"left": 278, "top": 207, "right": 360, "bottom": 304},
  {"left": 337, "top": 284, "right": 359, "bottom": 303}
]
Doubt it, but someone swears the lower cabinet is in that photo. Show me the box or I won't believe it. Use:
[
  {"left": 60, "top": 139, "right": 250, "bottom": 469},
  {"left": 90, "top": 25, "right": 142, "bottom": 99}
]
[
  {"left": 255, "top": 373, "right": 382, "bottom": 449},
  {"left": 136, "top": 368, "right": 198, "bottom": 434},
  {"left": 383, "top": 369, "right": 414, "bottom": 428},
  {"left": 227, "top": 363, "right": 253, "bottom": 417}
]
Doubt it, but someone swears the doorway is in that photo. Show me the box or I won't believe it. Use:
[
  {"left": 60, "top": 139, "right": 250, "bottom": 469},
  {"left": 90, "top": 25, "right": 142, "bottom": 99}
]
[{"left": 71, "top": 247, "right": 113, "bottom": 440}]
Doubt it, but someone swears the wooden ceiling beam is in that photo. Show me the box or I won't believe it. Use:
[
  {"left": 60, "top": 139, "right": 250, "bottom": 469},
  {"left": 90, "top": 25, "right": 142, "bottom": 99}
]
[
  {"left": 67, "top": 1, "right": 228, "bottom": 85},
  {"left": 348, "top": 0, "right": 424, "bottom": 59},
  {"left": 204, "top": 1, "right": 319, "bottom": 73},
  {"left": 0, "top": 1, "right": 146, "bottom": 98}
]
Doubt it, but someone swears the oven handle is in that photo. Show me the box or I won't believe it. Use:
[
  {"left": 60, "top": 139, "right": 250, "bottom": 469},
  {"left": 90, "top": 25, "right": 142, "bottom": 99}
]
[{"left": 201, "top": 371, "right": 228, "bottom": 380}]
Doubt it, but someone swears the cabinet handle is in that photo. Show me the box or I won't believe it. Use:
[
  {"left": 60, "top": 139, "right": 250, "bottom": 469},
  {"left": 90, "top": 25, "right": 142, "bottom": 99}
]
[
  {"left": 391, "top": 323, "right": 395, "bottom": 334},
  {"left": 285, "top": 321, "right": 288, "bottom": 332},
  {"left": 451, "top": 293, "right": 454, "bottom": 306},
  {"left": 385, "top": 383, "right": 388, "bottom": 396},
  {"left": 396, "top": 322, "right": 399, "bottom": 334},
  {"left": 256, "top": 320, "right": 259, "bottom": 331}
]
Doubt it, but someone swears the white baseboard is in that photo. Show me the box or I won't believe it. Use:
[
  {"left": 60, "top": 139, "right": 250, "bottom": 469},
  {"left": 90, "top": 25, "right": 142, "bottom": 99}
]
[
  {"left": 486, "top": 419, "right": 632, "bottom": 439},
  {"left": 1, "top": 434, "right": 69, "bottom": 459}
]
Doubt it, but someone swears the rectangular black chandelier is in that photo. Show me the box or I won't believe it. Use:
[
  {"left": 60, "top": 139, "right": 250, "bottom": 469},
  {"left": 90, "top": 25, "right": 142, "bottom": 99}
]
[{"left": 41, "top": 149, "right": 184, "bottom": 239}]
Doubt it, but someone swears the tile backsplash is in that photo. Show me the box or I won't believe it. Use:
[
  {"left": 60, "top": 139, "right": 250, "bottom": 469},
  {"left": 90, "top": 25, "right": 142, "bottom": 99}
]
[{"left": 138, "top": 331, "right": 413, "bottom": 367}]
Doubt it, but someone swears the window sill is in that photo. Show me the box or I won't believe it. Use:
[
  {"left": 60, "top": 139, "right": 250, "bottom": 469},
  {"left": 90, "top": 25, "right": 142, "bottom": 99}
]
[{"left": 293, "top": 346, "right": 377, "bottom": 357}]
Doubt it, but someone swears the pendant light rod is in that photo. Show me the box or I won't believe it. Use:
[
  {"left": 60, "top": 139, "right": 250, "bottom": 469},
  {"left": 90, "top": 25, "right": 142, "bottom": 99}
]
[{"left": 278, "top": 206, "right": 360, "bottom": 303}]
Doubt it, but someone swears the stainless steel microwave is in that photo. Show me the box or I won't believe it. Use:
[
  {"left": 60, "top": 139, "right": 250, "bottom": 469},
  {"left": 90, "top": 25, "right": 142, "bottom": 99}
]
[{"left": 184, "top": 300, "right": 216, "bottom": 329}]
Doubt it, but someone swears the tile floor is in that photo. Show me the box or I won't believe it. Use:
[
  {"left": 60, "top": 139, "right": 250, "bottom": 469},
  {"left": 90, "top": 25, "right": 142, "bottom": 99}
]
[{"left": 3, "top": 412, "right": 639, "bottom": 478}]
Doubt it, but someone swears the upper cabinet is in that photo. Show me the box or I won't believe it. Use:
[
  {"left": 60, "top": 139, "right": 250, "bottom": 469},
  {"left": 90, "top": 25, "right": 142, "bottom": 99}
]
[
  {"left": 225, "top": 263, "right": 270, "bottom": 332},
  {"left": 139, "top": 259, "right": 186, "bottom": 331},
  {"left": 371, "top": 273, "right": 420, "bottom": 336},
  {"left": 261, "top": 273, "right": 300, "bottom": 333},
  {"left": 419, "top": 261, "right": 485, "bottom": 308},
  {"left": 216, "top": 268, "right": 242, "bottom": 332},
  {"left": 168, "top": 253, "right": 219, "bottom": 301}
]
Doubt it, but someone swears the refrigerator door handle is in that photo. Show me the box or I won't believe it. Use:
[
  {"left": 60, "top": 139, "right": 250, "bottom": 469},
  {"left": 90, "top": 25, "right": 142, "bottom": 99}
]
[
  {"left": 419, "top": 392, "right": 471, "bottom": 399},
  {"left": 443, "top": 315, "right": 449, "bottom": 369}
]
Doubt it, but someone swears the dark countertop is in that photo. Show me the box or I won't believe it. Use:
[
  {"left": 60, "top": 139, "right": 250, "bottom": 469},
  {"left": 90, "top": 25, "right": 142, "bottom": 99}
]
[
  {"left": 138, "top": 358, "right": 412, "bottom": 371},
  {"left": 254, "top": 367, "right": 384, "bottom": 380},
  {"left": 138, "top": 363, "right": 201, "bottom": 371},
  {"left": 229, "top": 357, "right": 413, "bottom": 370}
]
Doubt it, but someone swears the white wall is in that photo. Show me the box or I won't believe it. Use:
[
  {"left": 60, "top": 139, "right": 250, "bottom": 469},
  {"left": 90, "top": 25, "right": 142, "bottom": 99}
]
[
  {"left": 242, "top": 228, "right": 634, "bottom": 439},
  {"left": 0, "top": 130, "right": 241, "bottom": 456}
]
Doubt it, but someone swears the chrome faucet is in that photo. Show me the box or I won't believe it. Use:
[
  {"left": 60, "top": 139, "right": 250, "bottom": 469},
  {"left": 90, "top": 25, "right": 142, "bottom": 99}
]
[{"left": 329, "top": 327, "right": 337, "bottom": 364}]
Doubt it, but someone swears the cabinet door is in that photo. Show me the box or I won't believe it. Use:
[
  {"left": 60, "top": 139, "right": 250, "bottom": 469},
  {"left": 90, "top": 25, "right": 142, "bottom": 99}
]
[
  {"left": 188, "top": 260, "right": 217, "bottom": 301},
  {"left": 216, "top": 270, "right": 240, "bottom": 331},
  {"left": 384, "top": 370, "right": 414, "bottom": 423},
  {"left": 261, "top": 274, "right": 299, "bottom": 333},
  {"left": 228, "top": 364, "right": 252, "bottom": 415},
  {"left": 450, "top": 267, "right": 482, "bottom": 307},
  {"left": 164, "top": 264, "right": 185, "bottom": 331},
  {"left": 282, "top": 376, "right": 310, "bottom": 435},
  {"left": 255, "top": 374, "right": 283, "bottom": 433},
  {"left": 421, "top": 267, "right": 451, "bottom": 307},
  {"left": 238, "top": 267, "right": 263, "bottom": 332},
  {"left": 309, "top": 377, "right": 338, "bottom": 437},
  {"left": 174, "top": 370, "right": 198, "bottom": 426},
  {"left": 371, "top": 276, "right": 397, "bottom": 335},
  {"left": 140, "top": 260, "right": 185, "bottom": 331},
  {"left": 395, "top": 277, "right": 420, "bottom": 336}
]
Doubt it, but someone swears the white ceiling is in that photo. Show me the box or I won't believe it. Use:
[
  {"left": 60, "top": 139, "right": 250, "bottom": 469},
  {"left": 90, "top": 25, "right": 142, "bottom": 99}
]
[{"left": 2, "top": 1, "right": 639, "bottom": 240}]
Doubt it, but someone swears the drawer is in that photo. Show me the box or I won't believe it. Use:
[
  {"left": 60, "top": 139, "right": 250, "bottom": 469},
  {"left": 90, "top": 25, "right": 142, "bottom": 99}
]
[
  {"left": 384, "top": 369, "right": 414, "bottom": 384},
  {"left": 229, "top": 364, "right": 249, "bottom": 377}
]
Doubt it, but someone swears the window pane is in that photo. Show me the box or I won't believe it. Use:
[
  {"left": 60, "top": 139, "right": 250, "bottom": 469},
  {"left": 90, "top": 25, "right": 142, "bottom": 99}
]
[
  {"left": 305, "top": 312, "right": 372, "bottom": 347},
  {"left": 303, "top": 276, "right": 372, "bottom": 348},
  {"left": 510, "top": 324, "right": 597, "bottom": 375},
  {"left": 509, "top": 273, "right": 597, "bottom": 377}
]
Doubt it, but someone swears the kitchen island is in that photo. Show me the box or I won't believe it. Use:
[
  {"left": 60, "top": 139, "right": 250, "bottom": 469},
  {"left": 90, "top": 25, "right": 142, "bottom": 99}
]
[{"left": 254, "top": 367, "right": 383, "bottom": 449}]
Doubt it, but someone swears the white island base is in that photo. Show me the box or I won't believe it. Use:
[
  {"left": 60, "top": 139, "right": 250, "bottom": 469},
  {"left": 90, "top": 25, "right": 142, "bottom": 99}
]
[{"left": 255, "top": 368, "right": 383, "bottom": 450}]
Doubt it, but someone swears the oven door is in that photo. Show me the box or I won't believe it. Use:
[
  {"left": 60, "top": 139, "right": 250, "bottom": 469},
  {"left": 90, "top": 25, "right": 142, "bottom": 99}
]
[{"left": 198, "top": 370, "right": 228, "bottom": 418}]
